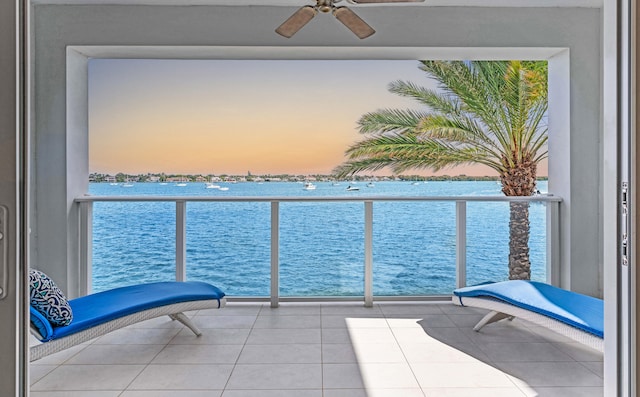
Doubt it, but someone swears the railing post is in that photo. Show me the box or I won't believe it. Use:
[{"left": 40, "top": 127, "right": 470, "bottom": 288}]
[
  {"left": 456, "top": 201, "right": 467, "bottom": 289},
  {"left": 176, "top": 200, "right": 187, "bottom": 282},
  {"left": 364, "top": 201, "right": 373, "bottom": 307},
  {"left": 271, "top": 201, "right": 279, "bottom": 308},
  {"left": 78, "top": 201, "right": 93, "bottom": 295},
  {"left": 546, "top": 200, "right": 561, "bottom": 286}
]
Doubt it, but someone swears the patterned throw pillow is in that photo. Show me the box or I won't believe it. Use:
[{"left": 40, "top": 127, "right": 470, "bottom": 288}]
[{"left": 29, "top": 269, "right": 73, "bottom": 326}]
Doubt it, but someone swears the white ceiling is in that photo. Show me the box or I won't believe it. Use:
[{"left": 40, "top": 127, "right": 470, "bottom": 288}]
[{"left": 31, "top": 0, "right": 602, "bottom": 7}]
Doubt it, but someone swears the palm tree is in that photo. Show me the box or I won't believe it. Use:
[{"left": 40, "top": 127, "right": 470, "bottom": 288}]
[{"left": 334, "top": 60, "right": 548, "bottom": 280}]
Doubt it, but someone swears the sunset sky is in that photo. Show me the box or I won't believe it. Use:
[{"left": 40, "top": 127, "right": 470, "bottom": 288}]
[{"left": 89, "top": 59, "right": 547, "bottom": 177}]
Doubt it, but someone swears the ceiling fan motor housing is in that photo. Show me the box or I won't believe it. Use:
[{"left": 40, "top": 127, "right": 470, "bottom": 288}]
[{"left": 318, "top": 0, "right": 334, "bottom": 13}]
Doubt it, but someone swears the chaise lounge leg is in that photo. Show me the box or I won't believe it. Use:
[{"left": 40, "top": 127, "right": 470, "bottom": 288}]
[
  {"left": 473, "top": 311, "right": 515, "bottom": 332},
  {"left": 169, "top": 312, "right": 203, "bottom": 336}
]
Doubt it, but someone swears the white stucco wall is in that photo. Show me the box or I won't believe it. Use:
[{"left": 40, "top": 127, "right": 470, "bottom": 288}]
[{"left": 31, "top": 4, "right": 602, "bottom": 297}]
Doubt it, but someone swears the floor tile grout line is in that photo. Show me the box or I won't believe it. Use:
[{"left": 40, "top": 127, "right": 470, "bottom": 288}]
[
  {"left": 220, "top": 303, "right": 262, "bottom": 393},
  {"left": 574, "top": 359, "right": 606, "bottom": 379},
  {"left": 28, "top": 364, "right": 60, "bottom": 389},
  {"left": 451, "top": 308, "right": 544, "bottom": 396},
  {"left": 120, "top": 319, "right": 185, "bottom": 393},
  {"left": 384, "top": 306, "right": 430, "bottom": 397}
]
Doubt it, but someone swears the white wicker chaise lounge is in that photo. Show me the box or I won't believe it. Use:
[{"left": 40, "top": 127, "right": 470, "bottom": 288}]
[
  {"left": 30, "top": 281, "right": 226, "bottom": 361},
  {"left": 452, "top": 280, "right": 603, "bottom": 352}
]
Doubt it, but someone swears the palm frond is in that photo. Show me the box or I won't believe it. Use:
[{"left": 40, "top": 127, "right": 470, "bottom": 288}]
[
  {"left": 388, "top": 80, "right": 461, "bottom": 116},
  {"left": 419, "top": 114, "right": 502, "bottom": 154},
  {"left": 335, "top": 133, "right": 505, "bottom": 177},
  {"left": 357, "top": 108, "right": 429, "bottom": 135}
]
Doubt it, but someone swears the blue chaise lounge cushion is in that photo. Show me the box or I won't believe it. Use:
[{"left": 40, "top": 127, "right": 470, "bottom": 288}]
[
  {"left": 30, "top": 306, "right": 55, "bottom": 341},
  {"left": 453, "top": 280, "right": 603, "bottom": 338},
  {"left": 35, "top": 281, "right": 225, "bottom": 342}
]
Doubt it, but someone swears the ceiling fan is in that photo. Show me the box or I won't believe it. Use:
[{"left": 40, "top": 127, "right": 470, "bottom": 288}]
[{"left": 275, "top": 0, "right": 425, "bottom": 40}]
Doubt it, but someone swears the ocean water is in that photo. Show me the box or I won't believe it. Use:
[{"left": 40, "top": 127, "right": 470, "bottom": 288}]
[{"left": 89, "top": 180, "right": 549, "bottom": 296}]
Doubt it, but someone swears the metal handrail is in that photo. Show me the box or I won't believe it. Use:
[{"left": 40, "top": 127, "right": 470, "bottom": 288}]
[{"left": 76, "top": 194, "right": 561, "bottom": 203}]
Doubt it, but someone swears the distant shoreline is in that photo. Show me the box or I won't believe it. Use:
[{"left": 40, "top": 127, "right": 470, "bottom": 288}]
[{"left": 90, "top": 172, "right": 548, "bottom": 184}]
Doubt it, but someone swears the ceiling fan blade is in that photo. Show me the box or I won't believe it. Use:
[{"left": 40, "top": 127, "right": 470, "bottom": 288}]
[
  {"left": 333, "top": 6, "right": 375, "bottom": 39},
  {"left": 349, "top": 0, "right": 425, "bottom": 3},
  {"left": 275, "top": 6, "right": 317, "bottom": 38}
]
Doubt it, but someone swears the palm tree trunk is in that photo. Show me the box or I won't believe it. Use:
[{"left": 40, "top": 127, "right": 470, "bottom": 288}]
[
  {"left": 508, "top": 201, "right": 531, "bottom": 280},
  {"left": 501, "top": 159, "right": 536, "bottom": 280}
]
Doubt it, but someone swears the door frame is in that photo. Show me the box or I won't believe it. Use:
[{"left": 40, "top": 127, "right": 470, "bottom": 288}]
[
  {"left": 604, "top": 0, "right": 635, "bottom": 395},
  {"left": 0, "top": 0, "right": 28, "bottom": 395}
]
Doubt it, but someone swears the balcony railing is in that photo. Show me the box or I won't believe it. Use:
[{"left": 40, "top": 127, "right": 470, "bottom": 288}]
[{"left": 75, "top": 194, "right": 562, "bottom": 307}]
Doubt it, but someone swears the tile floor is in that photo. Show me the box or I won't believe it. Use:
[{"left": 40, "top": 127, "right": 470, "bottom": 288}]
[{"left": 30, "top": 301, "right": 603, "bottom": 397}]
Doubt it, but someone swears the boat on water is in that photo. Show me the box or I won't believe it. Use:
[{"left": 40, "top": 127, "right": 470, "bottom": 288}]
[
  {"left": 121, "top": 183, "right": 134, "bottom": 188},
  {"left": 205, "top": 183, "right": 221, "bottom": 189},
  {"left": 303, "top": 182, "right": 317, "bottom": 190},
  {"left": 218, "top": 186, "right": 229, "bottom": 191},
  {"left": 175, "top": 182, "right": 187, "bottom": 187},
  {"left": 346, "top": 185, "right": 359, "bottom": 191},
  {"left": 366, "top": 182, "right": 375, "bottom": 188}
]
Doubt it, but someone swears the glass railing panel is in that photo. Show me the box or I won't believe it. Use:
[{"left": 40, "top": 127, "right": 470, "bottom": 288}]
[
  {"left": 186, "top": 201, "right": 271, "bottom": 296},
  {"left": 92, "top": 201, "right": 176, "bottom": 292},
  {"left": 279, "top": 202, "right": 365, "bottom": 296},
  {"left": 372, "top": 201, "right": 457, "bottom": 295},
  {"left": 465, "top": 201, "right": 509, "bottom": 285},
  {"left": 465, "top": 201, "right": 547, "bottom": 286},
  {"left": 528, "top": 201, "right": 548, "bottom": 282}
]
